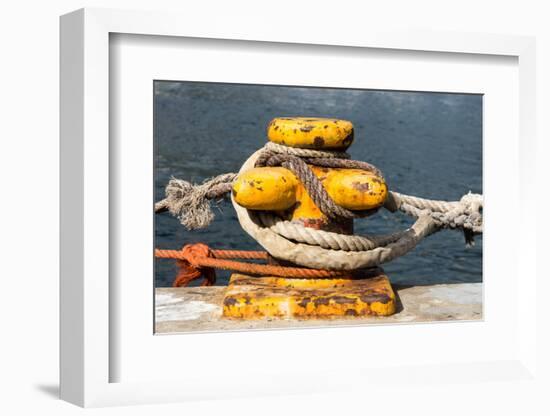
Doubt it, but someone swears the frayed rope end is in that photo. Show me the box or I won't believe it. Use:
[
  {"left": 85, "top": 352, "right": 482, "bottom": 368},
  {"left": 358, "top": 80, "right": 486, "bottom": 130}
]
[{"left": 160, "top": 173, "right": 237, "bottom": 230}]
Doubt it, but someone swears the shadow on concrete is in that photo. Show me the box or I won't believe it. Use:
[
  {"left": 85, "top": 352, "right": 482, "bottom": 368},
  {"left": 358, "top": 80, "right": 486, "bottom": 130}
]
[
  {"left": 393, "top": 289, "right": 405, "bottom": 314},
  {"left": 35, "top": 383, "right": 59, "bottom": 399}
]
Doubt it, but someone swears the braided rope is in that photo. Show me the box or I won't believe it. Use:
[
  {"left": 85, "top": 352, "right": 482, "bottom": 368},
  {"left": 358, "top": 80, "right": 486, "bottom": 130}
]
[
  {"left": 155, "top": 143, "right": 483, "bottom": 263},
  {"left": 256, "top": 142, "right": 386, "bottom": 221},
  {"left": 265, "top": 140, "right": 383, "bottom": 178},
  {"left": 391, "top": 192, "right": 459, "bottom": 212},
  {"left": 235, "top": 171, "right": 438, "bottom": 270},
  {"left": 390, "top": 191, "right": 482, "bottom": 244},
  {"left": 209, "top": 249, "right": 269, "bottom": 260},
  {"left": 264, "top": 141, "right": 350, "bottom": 159},
  {"left": 155, "top": 244, "right": 351, "bottom": 285},
  {"left": 256, "top": 151, "right": 359, "bottom": 220},
  {"left": 301, "top": 157, "right": 384, "bottom": 179},
  {"left": 254, "top": 211, "right": 406, "bottom": 251}
]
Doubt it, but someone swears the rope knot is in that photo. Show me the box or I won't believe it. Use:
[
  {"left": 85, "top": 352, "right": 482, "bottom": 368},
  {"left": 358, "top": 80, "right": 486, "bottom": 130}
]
[
  {"left": 180, "top": 243, "right": 212, "bottom": 266},
  {"left": 173, "top": 243, "right": 216, "bottom": 287},
  {"left": 432, "top": 191, "right": 482, "bottom": 245}
]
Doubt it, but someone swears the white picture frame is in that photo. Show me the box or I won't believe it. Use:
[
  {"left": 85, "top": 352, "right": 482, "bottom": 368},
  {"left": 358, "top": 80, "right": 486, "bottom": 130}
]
[{"left": 60, "top": 7, "right": 538, "bottom": 408}]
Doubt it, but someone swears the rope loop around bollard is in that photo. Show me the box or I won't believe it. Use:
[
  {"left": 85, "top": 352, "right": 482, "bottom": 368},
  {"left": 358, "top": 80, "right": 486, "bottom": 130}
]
[
  {"left": 155, "top": 142, "right": 483, "bottom": 273},
  {"left": 232, "top": 149, "right": 436, "bottom": 270}
]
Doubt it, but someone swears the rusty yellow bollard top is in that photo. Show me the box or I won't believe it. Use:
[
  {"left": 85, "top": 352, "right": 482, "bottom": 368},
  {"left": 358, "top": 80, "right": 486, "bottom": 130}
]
[
  {"left": 232, "top": 117, "right": 387, "bottom": 233},
  {"left": 267, "top": 117, "right": 354, "bottom": 149}
]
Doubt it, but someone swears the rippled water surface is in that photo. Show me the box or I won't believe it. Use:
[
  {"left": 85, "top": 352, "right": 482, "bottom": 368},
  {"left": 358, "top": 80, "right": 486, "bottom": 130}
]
[{"left": 154, "top": 82, "right": 482, "bottom": 287}]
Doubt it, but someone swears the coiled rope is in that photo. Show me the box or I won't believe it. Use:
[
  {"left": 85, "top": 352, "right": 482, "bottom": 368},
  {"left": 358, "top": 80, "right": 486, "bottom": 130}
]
[{"left": 155, "top": 141, "right": 483, "bottom": 281}]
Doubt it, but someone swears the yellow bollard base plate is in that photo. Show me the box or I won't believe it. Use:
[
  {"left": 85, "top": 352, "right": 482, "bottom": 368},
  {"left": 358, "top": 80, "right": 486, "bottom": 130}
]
[{"left": 222, "top": 269, "right": 396, "bottom": 319}]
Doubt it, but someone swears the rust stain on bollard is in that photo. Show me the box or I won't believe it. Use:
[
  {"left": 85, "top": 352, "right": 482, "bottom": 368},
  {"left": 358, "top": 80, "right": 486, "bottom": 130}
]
[
  {"left": 232, "top": 117, "right": 387, "bottom": 234},
  {"left": 222, "top": 271, "right": 396, "bottom": 319}
]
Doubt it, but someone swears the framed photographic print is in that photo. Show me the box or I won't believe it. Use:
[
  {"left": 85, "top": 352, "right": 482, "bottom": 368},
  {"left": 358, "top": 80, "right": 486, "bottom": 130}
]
[
  {"left": 152, "top": 81, "right": 483, "bottom": 333},
  {"left": 60, "top": 7, "right": 538, "bottom": 408}
]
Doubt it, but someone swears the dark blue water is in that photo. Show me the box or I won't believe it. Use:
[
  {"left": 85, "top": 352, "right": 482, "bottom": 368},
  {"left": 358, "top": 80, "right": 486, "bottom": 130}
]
[{"left": 154, "top": 81, "right": 482, "bottom": 287}]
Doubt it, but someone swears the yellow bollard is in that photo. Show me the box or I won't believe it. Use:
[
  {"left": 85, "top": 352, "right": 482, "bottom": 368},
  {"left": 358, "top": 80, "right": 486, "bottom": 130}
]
[
  {"left": 224, "top": 117, "right": 396, "bottom": 319},
  {"left": 233, "top": 166, "right": 387, "bottom": 232},
  {"left": 223, "top": 271, "right": 396, "bottom": 319},
  {"left": 232, "top": 166, "right": 387, "bottom": 214},
  {"left": 233, "top": 117, "right": 387, "bottom": 233},
  {"left": 267, "top": 117, "right": 354, "bottom": 149}
]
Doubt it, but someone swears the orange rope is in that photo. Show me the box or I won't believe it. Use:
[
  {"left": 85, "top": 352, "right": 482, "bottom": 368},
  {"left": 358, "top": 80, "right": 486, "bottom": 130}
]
[
  {"left": 212, "top": 249, "right": 269, "bottom": 260},
  {"left": 155, "top": 243, "right": 350, "bottom": 287}
]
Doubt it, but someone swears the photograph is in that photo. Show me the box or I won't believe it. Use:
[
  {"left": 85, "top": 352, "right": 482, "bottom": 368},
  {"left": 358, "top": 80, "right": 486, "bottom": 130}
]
[
  {"left": 153, "top": 81, "right": 483, "bottom": 333},
  {"left": 1, "top": 0, "right": 542, "bottom": 411}
]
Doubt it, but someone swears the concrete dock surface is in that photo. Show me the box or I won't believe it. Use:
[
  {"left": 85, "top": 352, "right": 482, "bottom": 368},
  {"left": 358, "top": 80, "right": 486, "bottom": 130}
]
[{"left": 155, "top": 282, "right": 482, "bottom": 333}]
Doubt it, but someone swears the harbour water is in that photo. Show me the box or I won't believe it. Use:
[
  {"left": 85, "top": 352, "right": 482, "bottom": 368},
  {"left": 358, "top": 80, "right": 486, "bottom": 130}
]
[{"left": 154, "top": 81, "right": 482, "bottom": 288}]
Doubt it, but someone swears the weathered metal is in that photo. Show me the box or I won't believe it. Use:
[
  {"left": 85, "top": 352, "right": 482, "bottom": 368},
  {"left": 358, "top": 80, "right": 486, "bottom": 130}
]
[
  {"left": 232, "top": 119, "right": 387, "bottom": 233},
  {"left": 224, "top": 117, "right": 396, "bottom": 318},
  {"left": 222, "top": 270, "right": 396, "bottom": 319},
  {"left": 267, "top": 117, "right": 355, "bottom": 149},
  {"left": 155, "top": 115, "right": 483, "bottom": 321}
]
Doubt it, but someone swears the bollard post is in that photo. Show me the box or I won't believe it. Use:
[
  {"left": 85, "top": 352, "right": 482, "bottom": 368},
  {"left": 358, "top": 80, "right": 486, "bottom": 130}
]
[{"left": 224, "top": 117, "right": 396, "bottom": 319}]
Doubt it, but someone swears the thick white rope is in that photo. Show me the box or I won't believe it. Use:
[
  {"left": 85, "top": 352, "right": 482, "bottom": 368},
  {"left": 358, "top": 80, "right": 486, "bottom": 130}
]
[
  {"left": 255, "top": 211, "right": 407, "bottom": 251},
  {"left": 390, "top": 191, "right": 483, "bottom": 234},
  {"left": 250, "top": 185, "right": 483, "bottom": 252},
  {"left": 234, "top": 150, "right": 439, "bottom": 270},
  {"left": 157, "top": 143, "right": 483, "bottom": 266}
]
